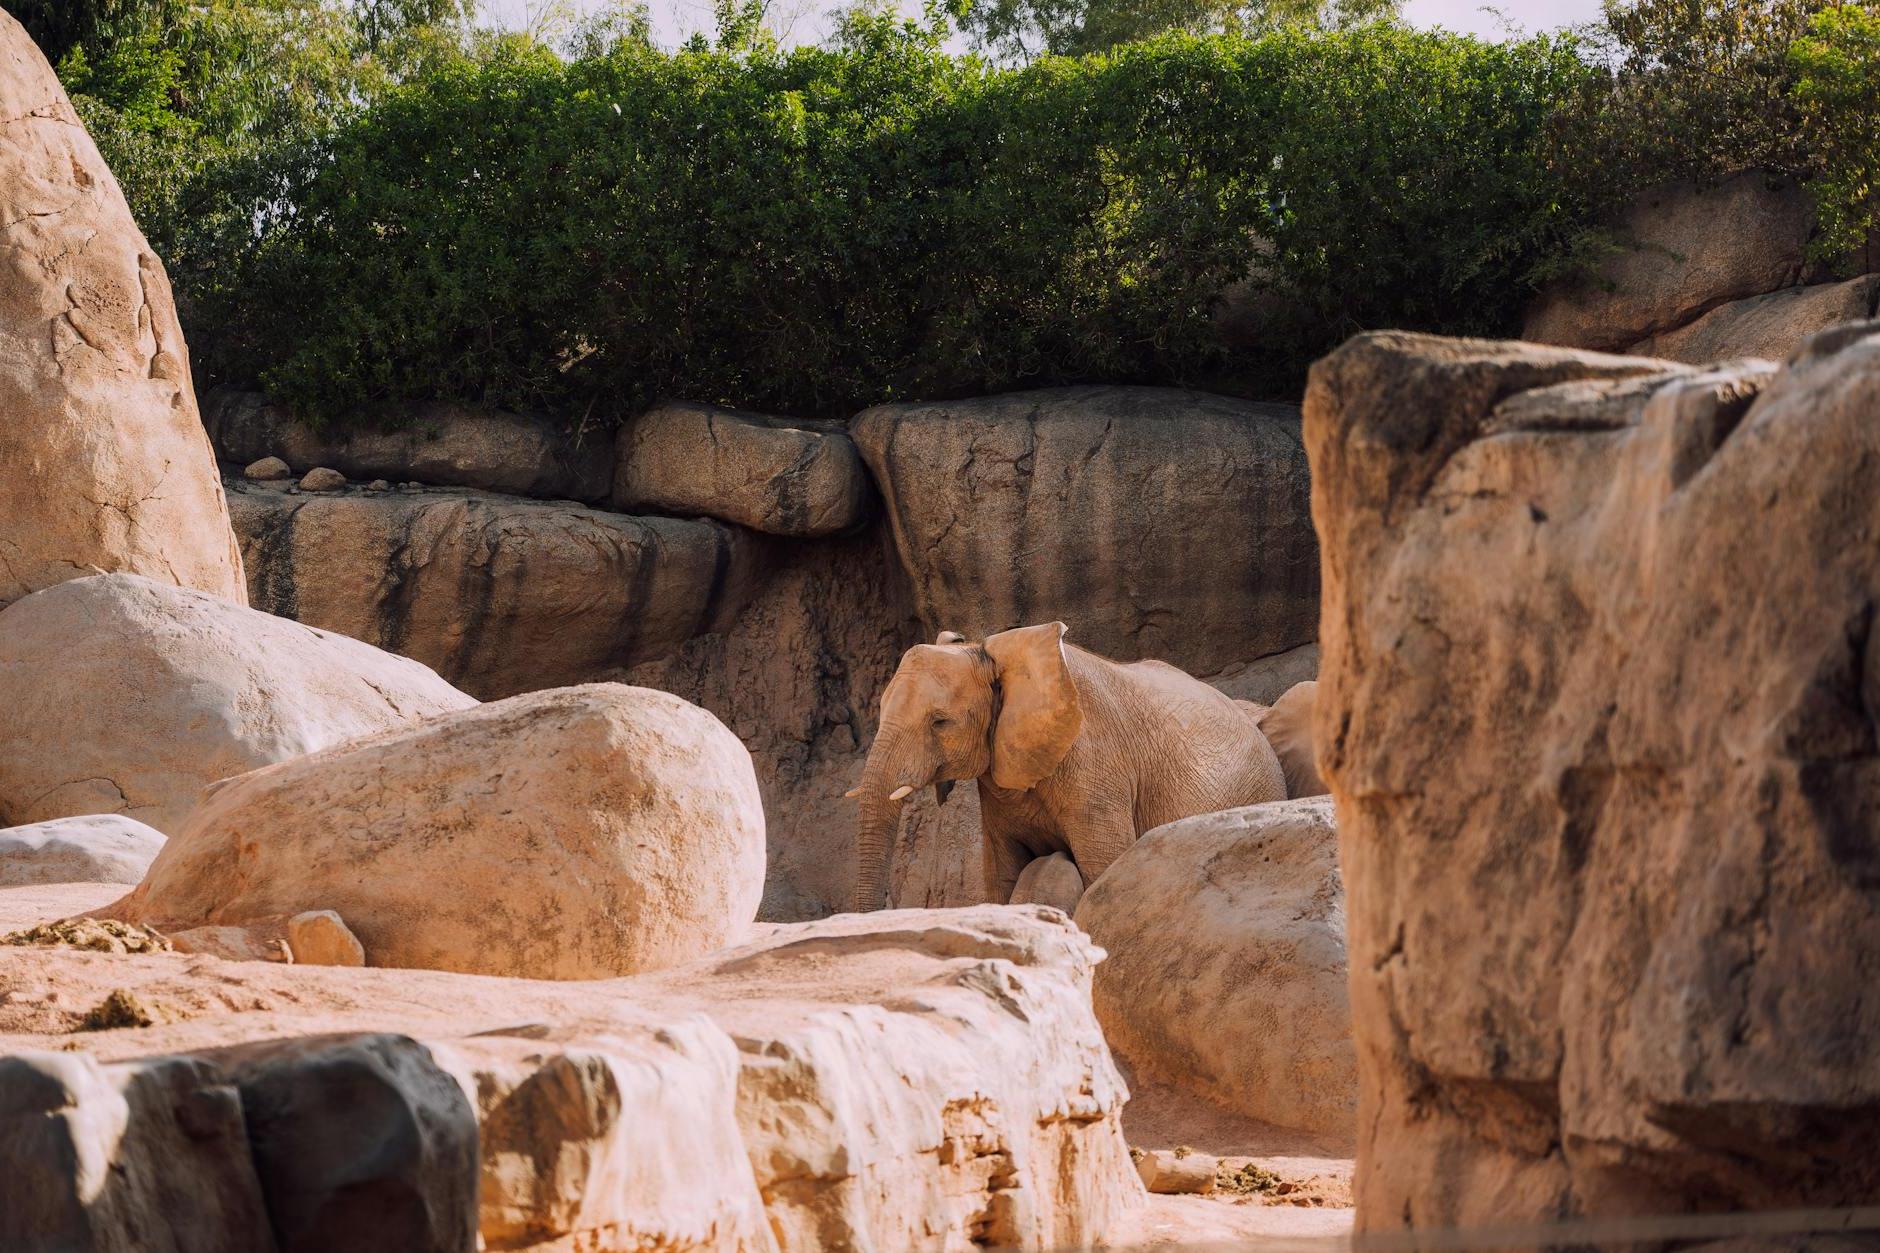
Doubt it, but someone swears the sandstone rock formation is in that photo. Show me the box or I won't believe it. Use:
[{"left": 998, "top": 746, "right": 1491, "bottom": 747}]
[
  {"left": 0, "top": 14, "right": 245, "bottom": 611},
  {"left": 1307, "top": 325, "right": 1880, "bottom": 1228},
  {"left": 0, "top": 816, "right": 165, "bottom": 888},
  {"left": 1631, "top": 272, "right": 1880, "bottom": 365},
  {"left": 850, "top": 386, "right": 1319, "bottom": 678},
  {"left": 1077, "top": 797, "right": 1354, "bottom": 1137},
  {"left": 227, "top": 478, "right": 764, "bottom": 698},
  {"left": 613, "top": 401, "right": 871, "bottom": 537},
  {"left": 204, "top": 390, "right": 612, "bottom": 503},
  {"left": 113, "top": 684, "right": 766, "bottom": 980},
  {"left": 1523, "top": 172, "right": 1813, "bottom": 352},
  {"left": 0, "top": 906, "right": 1141, "bottom": 1251},
  {"left": 0, "top": 573, "right": 473, "bottom": 834}
]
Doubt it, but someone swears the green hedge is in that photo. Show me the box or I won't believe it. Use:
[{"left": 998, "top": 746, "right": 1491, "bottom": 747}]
[{"left": 181, "top": 22, "right": 1595, "bottom": 425}]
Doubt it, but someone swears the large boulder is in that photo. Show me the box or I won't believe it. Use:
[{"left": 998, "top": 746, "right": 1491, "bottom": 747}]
[
  {"left": 0, "top": 574, "right": 473, "bottom": 835},
  {"left": 1076, "top": 797, "right": 1354, "bottom": 1136},
  {"left": 112, "top": 684, "right": 766, "bottom": 980},
  {"left": 1523, "top": 172, "right": 1813, "bottom": 352},
  {"left": 1307, "top": 326, "right": 1880, "bottom": 1229},
  {"left": 0, "top": 13, "right": 245, "bottom": 611},
  {"left": 227, "top": 478, "right": 765, "bottom": 698},
  {"left": 0, "top": 906, "right": 1140, "bottom": 1251},
  {"left": 0, "top": 816, "right": 165, "bottom": 888},
  {"left": 613, "top": 401, "right": 871, "bottom": 537},
  {"left": 203, "top": 391, "right": 613, "bottom": 503},
  {"left": 850, "top": 386, "right": 1318, "bottom": 678},
  {"left": 1630, "top": 273, "right": 1880, "bottom": 364}
]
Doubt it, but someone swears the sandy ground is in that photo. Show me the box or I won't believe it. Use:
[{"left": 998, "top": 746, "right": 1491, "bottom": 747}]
[
  {"left": 1, "top": 883, "right": 1358, "bottom": 1250},
  {"left": 1104, "top": 1065, "right": 1356, "bottom": 1247}
]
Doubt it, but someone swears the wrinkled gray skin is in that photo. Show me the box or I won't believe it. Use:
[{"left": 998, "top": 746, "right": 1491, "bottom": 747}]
[{"left": 849, "top": 622, "right": 1288, "bottom": 912}]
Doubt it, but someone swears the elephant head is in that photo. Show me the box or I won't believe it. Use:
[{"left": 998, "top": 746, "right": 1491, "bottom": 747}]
[{"left": 848, "top": 622, "right": 1084, "bottom": 912}]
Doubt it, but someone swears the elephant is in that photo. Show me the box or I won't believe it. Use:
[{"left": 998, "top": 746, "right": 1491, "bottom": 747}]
[
  {"left": 1254, "top": 679, "right": 1327, "bottom": 799},
  {"left": 846, "top": 621, "right": 1288, "bottom": 913}
]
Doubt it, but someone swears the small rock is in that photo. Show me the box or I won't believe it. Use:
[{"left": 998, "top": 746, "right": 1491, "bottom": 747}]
[
  {"left": 287, "top": 910, "right": 366, "bottom": 967},
  {"left": 243, "top": 456, "right": 292, "bottom": 482},
  {"left": 366, "top": 478, "right": 392, "bottom": 492},
  {"left": 401, "top": 480, "right": 424, "bottom": 491},
  {"left": 1135, "top": 1148, "right": 1219, "bottom": 1195},
  {"left": 299, "top": 466, "right": 346, "bottom": 492},
  {"left": 172, "top": 924, "right": 296, "bottom": 962}
]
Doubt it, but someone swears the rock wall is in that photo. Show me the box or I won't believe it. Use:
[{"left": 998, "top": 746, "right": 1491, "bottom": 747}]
[
  {"left": 1308, "top": 325, "right": 1880, "bottom": 1229},
  {"left": 228, "top": 479, "right": 764, "bottom": 698},
  {"left": 220, "top": 385, "right": 1325, "bottom": 919},
  {"left": 0, "top": 13, "right": 245, "bottom": 610},
  {"left": 851, "top": 386, "right": 1319, "bottom": 678},
  {"left": 205, "top": 391, "right": 613, "bottom": 503}
]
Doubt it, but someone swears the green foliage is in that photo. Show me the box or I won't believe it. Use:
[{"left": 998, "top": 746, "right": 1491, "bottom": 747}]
[
  {"left": 26, "top": 0, "right": 1877, "bottom": 437},
  {"left": 1557, "top": 0, "right": 1875, "bottom": 229},
  {"left": 1791, "top": 4, "right": 1880, "bottom": 259},
  {"left": 958, "top": 0, "right": 1395, "bottom": 60},
  {"left": 189, "top": 23, "right": 1590, "bottom": 425}
]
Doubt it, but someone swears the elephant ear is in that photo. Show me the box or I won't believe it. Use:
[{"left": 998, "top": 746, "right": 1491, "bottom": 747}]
[
  {"left": 1257, "top": 680, "right": 1327, "bottom": 799},
  {"left": 984, "top": 622, "right": 1084, "bottom": 791}
]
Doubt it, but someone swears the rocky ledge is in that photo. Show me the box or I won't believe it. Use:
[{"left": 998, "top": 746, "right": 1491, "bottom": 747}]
[{"left": 0, "top": 903, "right": 1140, "bottom": 1252}]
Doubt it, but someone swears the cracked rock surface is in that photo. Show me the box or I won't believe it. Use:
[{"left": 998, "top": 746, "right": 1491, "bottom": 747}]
[
  {"left": 0, "top": 14, "right": 245, "bottom": 611},
  {"left": 0, "top": 573, "right": 474, "bottom": 834},
  {"left": 850, "top": 386, "right": 1318, "bottom": 678},
  {"left": 1308, "top": 326, "right": 1880, "bottom": 1229},
  {"left": 0, "top": 905, "right": 1141, "bottom": 1252}
]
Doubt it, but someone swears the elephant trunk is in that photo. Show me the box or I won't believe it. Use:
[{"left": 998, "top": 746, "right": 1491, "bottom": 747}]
[{"left": 851, "top": 726, "right": 921, "bottom": 913}]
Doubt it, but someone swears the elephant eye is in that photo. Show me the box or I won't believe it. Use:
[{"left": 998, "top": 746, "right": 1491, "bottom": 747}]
[{"left": 931, "top": 714, "right": 951, "bottom": 728}]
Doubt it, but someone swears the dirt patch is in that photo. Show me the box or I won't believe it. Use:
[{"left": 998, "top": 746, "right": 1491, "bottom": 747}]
[
  {"left": 76, "top": 988, "right": 164, "bottom": 1031},
  {"left": 4, "top": 917, "right": 170, "bottom": 955}
]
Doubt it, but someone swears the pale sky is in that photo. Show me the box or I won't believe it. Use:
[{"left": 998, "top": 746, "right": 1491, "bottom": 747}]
[{"left": 479, "top": 0, "right": 1609, "bottom": 50}]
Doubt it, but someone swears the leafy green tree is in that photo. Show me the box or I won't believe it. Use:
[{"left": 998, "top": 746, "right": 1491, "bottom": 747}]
[
  {"left": 1790, "top": 3, "right": 1880, "bottom": 261},
  {"left": 1563, "top": 0, "right": 1832, "bottom": 208},
  {"left": 957, "top": 0, "right": 1397, "bottom": 61}
]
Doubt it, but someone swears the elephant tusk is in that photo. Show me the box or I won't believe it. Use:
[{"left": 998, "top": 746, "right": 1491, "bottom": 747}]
[
  {"left": 888, "top": 785, "right": 915, "bottom": 801},
  {"left": 843, "top": 787, "right": 862, "bottom": 799}
]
